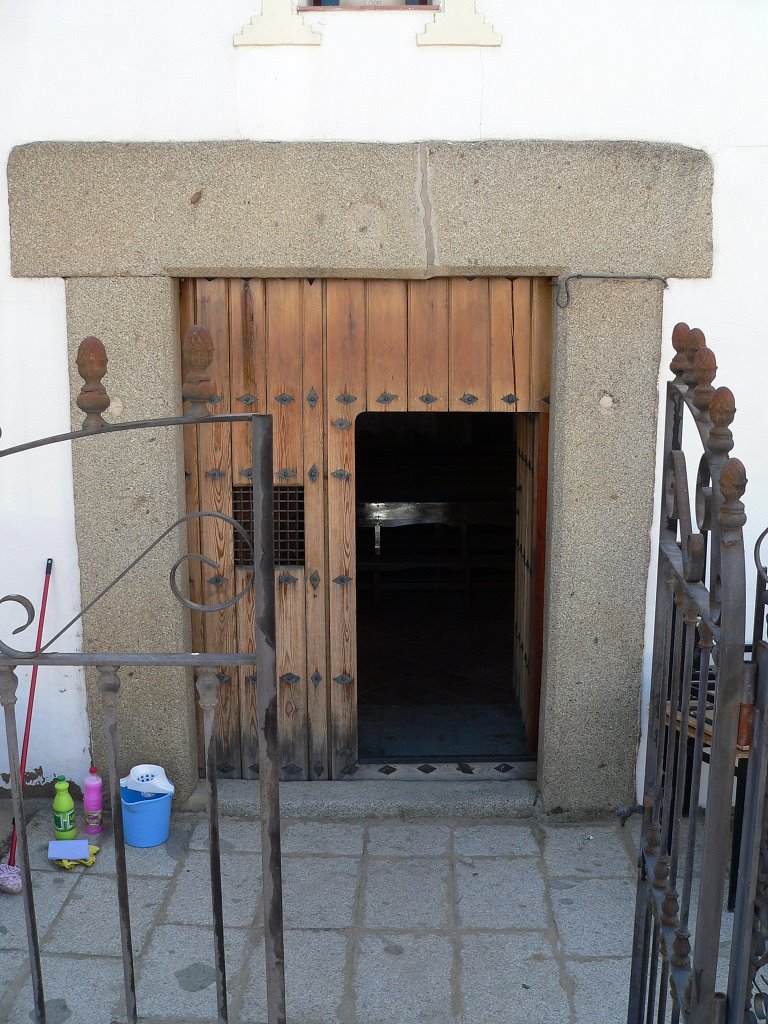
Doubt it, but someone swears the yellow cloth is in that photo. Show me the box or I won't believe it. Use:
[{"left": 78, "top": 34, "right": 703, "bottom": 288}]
[{"left": 54, "top": 845, "right": 100, "bottom": 870}]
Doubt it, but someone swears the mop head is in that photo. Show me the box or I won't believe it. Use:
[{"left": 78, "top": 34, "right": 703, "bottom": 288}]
[{"left": 0, "top": 863, "right": 22, "bottom": 895}]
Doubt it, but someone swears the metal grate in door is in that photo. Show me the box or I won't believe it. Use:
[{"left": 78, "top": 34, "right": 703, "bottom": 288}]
[{"left": 232, "top": 484, "right": 305, "bottom": 568}]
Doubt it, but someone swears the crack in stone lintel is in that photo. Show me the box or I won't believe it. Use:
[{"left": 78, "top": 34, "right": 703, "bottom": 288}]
[{"left": 417, "top": 142, "right": 436, "bottom": 272}]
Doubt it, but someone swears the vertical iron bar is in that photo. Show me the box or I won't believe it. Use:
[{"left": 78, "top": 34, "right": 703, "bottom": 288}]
[
  {"left": 251, "top": 414, "right": 287, "bottom": 1024},
  {"left": 672, "top": 634, "right": 713, "bottom": 1024},
  {"left": 645, "top": 919, "right": 660, "bottom": 1024},
  {"left": 652, "top": 584, "right": 685, "bottom": 1024},
  {"left": 727, "top": 642, "right": 768, "bottom": 1022},
  {"left": 196, "top": 670, "right": 228, "bottom": 1023},
  {"left": 97, "top": 666, "right": 137, "bottom": 1024},
  {"left": 0, "top": 666, "right": 45, "bottom": 1024},
  {"left": 628, "top": 558, "right": 674, "bottom": 1024},
  {"left": 661, "top": 602, "right": 698, "bottom": 1024},
  {"left": 690, "top": 456, "right": 747, "bottom": 1024}
]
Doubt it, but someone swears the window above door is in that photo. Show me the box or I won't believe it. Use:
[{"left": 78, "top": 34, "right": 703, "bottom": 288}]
[
  {"left": 300, "top": 1, "right": 437, "bottom": 8},
  {"left": 234, "top": 0, "right": 500, "bottom": 46}
]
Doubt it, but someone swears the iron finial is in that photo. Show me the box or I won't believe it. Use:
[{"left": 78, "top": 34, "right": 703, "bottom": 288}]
[
  {"left": 182, "top": 325, "right": 215, "bottom": 417},
  {"left": 708, "top": 386, "right": 736, "bottom": 456},
  {"left": 691, "top": 346, "right": 717, "bottom": 414},
  {"left": 76, "top": 336, "right": 111, "bottom": 432},
  {"left": 682, "top": 327, "right": 705, "bottom": 387},
  {"left": 670, "top": 322, "right": 690, "bottom": 380}
]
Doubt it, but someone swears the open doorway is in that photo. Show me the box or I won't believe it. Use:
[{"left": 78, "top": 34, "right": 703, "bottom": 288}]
[{"left": 355, "top": 413, "right": 534, "bottom": 765}]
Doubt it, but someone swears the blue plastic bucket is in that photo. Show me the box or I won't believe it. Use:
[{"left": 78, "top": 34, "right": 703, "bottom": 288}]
[{"left": 120, "top": 787, "right": 173, "bottom": 848}]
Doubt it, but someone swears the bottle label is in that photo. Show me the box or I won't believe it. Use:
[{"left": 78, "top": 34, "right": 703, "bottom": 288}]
[
  {"left": 85, "top": 810, "right": 102, "bottom": 828},
  {"left": 53, "top": 809, "right": 75, "bottom": 832}
]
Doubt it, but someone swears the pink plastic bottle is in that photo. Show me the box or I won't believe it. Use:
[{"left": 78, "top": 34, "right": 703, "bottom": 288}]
[{"left": 83, "top": 766, "right": 104, "bottom": 836}]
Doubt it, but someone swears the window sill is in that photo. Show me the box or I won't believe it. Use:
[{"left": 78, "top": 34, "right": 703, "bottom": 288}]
[{"left": 298, "top": 5, "right": 439, "bottom": 10}]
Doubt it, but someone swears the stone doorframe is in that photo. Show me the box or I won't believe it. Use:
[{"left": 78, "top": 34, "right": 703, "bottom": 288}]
[{"left": 7, "top": 140, "right": 712, "bottom": 811}]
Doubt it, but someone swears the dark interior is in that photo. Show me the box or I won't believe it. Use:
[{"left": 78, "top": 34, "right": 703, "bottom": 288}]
[{"left": 355, "top": 413, "right": 532, "bottom": 762}]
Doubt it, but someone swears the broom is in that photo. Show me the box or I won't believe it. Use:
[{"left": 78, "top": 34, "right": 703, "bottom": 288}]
[{"left": 0, "top": 558, "right": 53, "bottom": 895}]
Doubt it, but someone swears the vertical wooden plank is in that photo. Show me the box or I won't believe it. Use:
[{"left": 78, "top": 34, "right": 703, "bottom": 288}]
[
  {"left": 490, "top": 278, "right": 517, "bottom": 412},
  {"left": 511, "top": 278, "right": 533, "bottom": 412},
  {"left": 448, "top": 277, "right": 490, "bottom": 412},
  {"left": 326, "top": 279, "right": 366, "bottom": 778},
  {"left": 531, "top": 278, "right": 553, "bottom": 412},
  {"left": 366, "top": 280, "right": 408, "bottom": 412},
  {"left": 407, "top": 279, "right": 449, "bottom": 411},
  {"left": 179, "top": 279, "right": 206, "bottom": 776},
  {"left": 230, "top": 279, "right": 268, "bottom": 780},
  {"left": 266, "top": 279, "right": 308, "bottom": 780},
  {"left": 274, "top": 567, "right": 308, "bottom": 779},
  {"left": 235, "top": 568, "right": 259, "bottom": 778},
  {"left": 302, "top": 279, "right": 330, "bottom": 780},
  {"left": 230, "top": 279, "right": 267, "bottom": 479},
  {"left": 196, "top": 278, "right": 241, "bottom": 778}
]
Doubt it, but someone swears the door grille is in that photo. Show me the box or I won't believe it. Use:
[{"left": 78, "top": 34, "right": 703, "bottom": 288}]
[{"left": 232, "top": 484, "right": 305, "bottom": 568}]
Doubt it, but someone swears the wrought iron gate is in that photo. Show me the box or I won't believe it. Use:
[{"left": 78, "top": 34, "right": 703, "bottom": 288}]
[
  {"left": 628, "top": 323, "right": 768, "bottom": 1024},
  {"left": 0, "top": 328, "right": 287, "bottom": 1024}
]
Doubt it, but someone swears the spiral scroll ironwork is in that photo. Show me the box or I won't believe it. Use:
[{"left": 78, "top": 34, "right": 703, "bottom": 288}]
[{"left": 0, "top": 511, "right": 254, "bottom": 659}]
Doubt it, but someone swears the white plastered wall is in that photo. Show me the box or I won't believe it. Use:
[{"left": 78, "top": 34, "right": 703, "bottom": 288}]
[{"left": 0, "top": 0, "right": 766, "bottom": 794}]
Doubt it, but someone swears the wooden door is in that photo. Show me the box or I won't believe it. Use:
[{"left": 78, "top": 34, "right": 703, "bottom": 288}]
[{"left": 180, "top": 277, "right": 551, "bottom": 779}]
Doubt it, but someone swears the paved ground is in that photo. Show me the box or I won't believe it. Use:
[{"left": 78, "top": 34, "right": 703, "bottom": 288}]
[{"left": 0, "top": 790, "right": 729, "bottom": 1024}]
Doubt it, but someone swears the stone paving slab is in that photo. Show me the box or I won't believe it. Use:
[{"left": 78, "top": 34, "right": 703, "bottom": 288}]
[
  {"left": 282, "top": 856, "right": 359, "bottom": 929},
  {"left": 43, "top": 873, "right": 171, "bottom": 957},
  {"left": 0, "top": 869, "right": 79, "bottom": 949},
  {"left": 3, "top": 954, "right": 124, "bottom": 1024},
  {"left": 461, "top": 932, "right": 570, "bottom": 1024},
  {"left": 241, "top": 929, "right": 348, "bottom": 1024},
  {"left": 167, "top": 850, "right": 261, "bottom": 928},
  {"left": 453, "top": 823, "right": 539, "bottom": 859},
  {"left": 366, "top": 823, "right": 450, "bottom": 857},
  {"left": 567, "top": 957, "right": 632, "bottom": 1024},
  {"left": 550, "top": 876, "right": 636, "bottom": 958},
  {"left": 543, "top": 823, "right": 636, "bottom": 878},
  {"left": 136, "top": 924, "right": 250, "bottom": 1021},
  {"left": 455, "top": 856, "right": 548, "bottom": 930},
  {"left": 364, "top": 857, "right": 451, "bottom": 930},
  {"left": 355, "top": 932, "right": 454, "bottom": 1024}
]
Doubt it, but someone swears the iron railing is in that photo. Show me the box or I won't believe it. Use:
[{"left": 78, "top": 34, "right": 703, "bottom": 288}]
[
  {"left": 627, "top": 322, "right": 768, "bottom": 1024},
  {"left": 0, "top": 328, "right": 287, "bottom": 1024}
]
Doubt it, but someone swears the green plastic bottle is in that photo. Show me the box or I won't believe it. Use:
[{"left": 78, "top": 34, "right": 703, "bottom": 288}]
[{"left": 53, "top": 776, "right": 76, "bottom": 840}]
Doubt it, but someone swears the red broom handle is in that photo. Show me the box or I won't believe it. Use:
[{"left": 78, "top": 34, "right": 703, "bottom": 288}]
[{"left": 9, "top": 558, "right": 53, "bottom": 868}]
